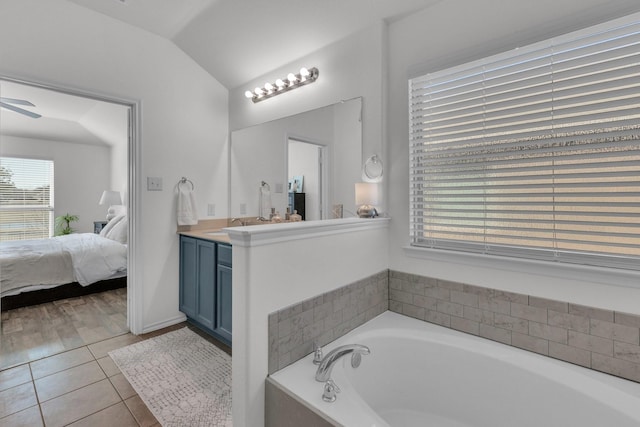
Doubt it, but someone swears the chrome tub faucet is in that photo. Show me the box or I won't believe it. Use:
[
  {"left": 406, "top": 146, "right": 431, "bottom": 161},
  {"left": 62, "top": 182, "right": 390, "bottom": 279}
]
[{"left": 315, "top": 344, "right": 370, "bottom": 382}]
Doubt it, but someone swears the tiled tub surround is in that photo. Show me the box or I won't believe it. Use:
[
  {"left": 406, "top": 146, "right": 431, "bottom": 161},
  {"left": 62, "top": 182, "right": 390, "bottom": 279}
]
[
  {"left": 389, "top": 270, "right": 640, "bottom": 383},
  {"left": 268, "top": 270, "right": 388, "bottom": 374}
]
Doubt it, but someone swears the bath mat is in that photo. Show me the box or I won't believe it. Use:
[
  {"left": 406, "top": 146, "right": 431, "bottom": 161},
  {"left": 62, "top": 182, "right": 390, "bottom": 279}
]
[{"left": 109, "top": 327, "right": 232, "bottom": 427}]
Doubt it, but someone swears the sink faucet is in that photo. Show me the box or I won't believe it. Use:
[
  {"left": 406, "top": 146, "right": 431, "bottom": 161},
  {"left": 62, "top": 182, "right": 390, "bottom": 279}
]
[
  {"left": 230, "top": 218, "right": 245, "bottom": 226},
  {"left": 315, "top": 344, "right": 370, "bottom": 382}
]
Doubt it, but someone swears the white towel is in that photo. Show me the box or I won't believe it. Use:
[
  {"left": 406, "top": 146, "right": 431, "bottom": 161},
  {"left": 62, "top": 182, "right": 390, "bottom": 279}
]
[{"left": 177, "top": 185, "right": 198, "bottom": 226}]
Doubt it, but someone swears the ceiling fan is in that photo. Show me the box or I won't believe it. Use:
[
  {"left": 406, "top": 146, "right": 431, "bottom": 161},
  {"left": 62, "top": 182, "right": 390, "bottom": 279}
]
[{"left": 0, "top": 97, "right": 42, "bottom": 118}]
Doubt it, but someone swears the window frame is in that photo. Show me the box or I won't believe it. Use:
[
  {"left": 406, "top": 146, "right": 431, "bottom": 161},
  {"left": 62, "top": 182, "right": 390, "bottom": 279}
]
[
  {"left": 0, "top": 156, "right": 55, "bottom": 241},
  {"left": 408, "top": 13, "right": 640, "bottom": 272}
]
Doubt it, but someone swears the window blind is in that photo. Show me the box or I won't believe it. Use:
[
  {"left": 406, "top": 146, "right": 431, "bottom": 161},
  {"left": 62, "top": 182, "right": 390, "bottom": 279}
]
[
  {"left": 409, "top": 15, "right": 640, "bottom": 270},
  {"left": 0, "top": 157, "right": 54, "bottom": 241}
]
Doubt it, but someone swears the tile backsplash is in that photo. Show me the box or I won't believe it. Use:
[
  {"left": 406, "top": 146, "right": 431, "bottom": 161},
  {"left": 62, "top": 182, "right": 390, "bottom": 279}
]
[
  {"left": 267, "top": 270, "right": 388, "bottom": 374},
  {"left": 388, "top": 270, "right": 640, "bottom": 383},
  {"left": 268, "top": 269, "right": 640, "bottom": 384}
]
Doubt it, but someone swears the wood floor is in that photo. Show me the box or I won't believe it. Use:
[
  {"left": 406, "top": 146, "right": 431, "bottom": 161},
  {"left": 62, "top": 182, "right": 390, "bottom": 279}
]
[{"left": 1, "top": 288, "right": 129, "bottom": 370}]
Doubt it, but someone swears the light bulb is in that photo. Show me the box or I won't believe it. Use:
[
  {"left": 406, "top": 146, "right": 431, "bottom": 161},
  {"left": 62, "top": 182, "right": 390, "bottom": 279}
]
[
  {"left": 254, "top": 87, "right": 264, "bottom": 96},
  {"left": 300, "top": 67, "right": 310, "bottom": 77},
  {"left": 244, "top": 90, "right": 254, "bottom": 99},
  {"left": 264, "top": 82, "right": 274, "bottom": 92},
  {"left": 275, "top": 79, "right": 285, "bottom": 89},
  {"left": 287, "top": 73, "right": 297, "bottom": 84}
]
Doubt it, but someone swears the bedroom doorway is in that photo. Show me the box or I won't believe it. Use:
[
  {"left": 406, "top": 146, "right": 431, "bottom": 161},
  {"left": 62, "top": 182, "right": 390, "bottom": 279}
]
[{"left": 0, "top": 76, "right": 140, "bottom": 368}]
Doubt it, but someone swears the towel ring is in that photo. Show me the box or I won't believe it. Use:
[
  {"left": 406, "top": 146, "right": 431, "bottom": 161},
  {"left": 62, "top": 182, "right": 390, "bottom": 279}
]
[{"left": 178, "top": 177, "right": 194, "bottom": 190}]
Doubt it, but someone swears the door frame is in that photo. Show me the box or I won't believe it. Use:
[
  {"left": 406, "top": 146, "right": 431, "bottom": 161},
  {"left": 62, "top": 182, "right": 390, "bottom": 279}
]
[{"left": 0, "top": 74, "right": 143, "bottom": 334}]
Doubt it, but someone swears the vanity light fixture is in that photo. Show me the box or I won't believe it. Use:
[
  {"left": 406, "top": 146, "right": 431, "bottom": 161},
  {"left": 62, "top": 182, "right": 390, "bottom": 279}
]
[{"left": 244, "top": 67, "right": 319, "bottom": 103}]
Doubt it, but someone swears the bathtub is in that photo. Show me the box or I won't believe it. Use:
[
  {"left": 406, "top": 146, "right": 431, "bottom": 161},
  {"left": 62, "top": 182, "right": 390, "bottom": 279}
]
[{"left": 268, "top": 311, "right": 640, "bottom": 427}]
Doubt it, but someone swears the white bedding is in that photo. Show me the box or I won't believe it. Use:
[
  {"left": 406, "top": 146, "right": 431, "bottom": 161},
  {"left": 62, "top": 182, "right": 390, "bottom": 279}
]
[{"left": 0, "top": 233, "right": 127, "bottom": 297}]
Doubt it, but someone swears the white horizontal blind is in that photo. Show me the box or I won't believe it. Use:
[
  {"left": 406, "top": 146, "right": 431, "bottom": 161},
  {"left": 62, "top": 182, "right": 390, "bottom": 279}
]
[
  {"left": 409, "top": 15, "right": 640, "bottom": 270},
  {"left": 0, "top": 157, "right": 54, "bottom": 241}
]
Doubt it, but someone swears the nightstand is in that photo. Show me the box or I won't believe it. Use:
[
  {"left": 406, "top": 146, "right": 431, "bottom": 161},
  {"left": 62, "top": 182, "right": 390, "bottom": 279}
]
[{"left": 94, "top": 221, "right": 108, "bottom": 234}]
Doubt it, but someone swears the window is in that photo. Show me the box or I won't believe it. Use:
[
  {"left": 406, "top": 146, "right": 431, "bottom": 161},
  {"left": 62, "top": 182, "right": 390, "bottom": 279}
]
[
  {"left": 409, "top": 14, "right": 640, "bottom": 270},
  {"left": 0, "top": 157, "right": 54, "bottom": 241}
]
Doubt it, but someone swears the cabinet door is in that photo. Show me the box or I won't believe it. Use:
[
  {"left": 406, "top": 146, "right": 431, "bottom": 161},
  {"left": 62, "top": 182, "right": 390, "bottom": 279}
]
[
  {"left": 196, "top": 239, "right": 216, "bottom": 330},
  {"left": 215, "top": 263, "right": 232, "bottom": 343},
  {"left": 179, "top": 236, "right": 197, "bottom": 318}
]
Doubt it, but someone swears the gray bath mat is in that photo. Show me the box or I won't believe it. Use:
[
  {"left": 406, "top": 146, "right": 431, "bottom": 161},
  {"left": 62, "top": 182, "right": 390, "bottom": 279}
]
[{"left": 109, "top": 327, "right": 232, "bottom": 426}]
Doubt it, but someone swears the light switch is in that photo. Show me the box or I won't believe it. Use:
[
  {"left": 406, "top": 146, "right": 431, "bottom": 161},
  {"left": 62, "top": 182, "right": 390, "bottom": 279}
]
[
  {"left": 147, "top": 177, "right": 162, "bottom": 191},
  {"left": 240, "top": 203, "right": 247, "bottom": 215},
  {"left": 208, "top": 204, "right": 215, "bottom": 216}
]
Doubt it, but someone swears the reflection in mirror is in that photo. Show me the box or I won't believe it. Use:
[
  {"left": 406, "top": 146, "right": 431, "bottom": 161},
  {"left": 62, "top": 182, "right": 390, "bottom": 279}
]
[{"left": 230, "top": 97, "right": 362, "bottom": 221}]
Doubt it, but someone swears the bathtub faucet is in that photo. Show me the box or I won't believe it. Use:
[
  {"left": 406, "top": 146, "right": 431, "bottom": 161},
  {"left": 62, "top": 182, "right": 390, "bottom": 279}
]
[{"left": 315, "top": 344, "right": 370, "bottom": 382}]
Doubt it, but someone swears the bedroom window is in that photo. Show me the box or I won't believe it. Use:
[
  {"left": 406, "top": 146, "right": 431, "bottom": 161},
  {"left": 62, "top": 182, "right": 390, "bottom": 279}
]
[
  {"left": 408, "top": 14, "right": 640, "bottom": 271},
  {"left": 0, "top": 157, "right": 54, "bottom": 242}
]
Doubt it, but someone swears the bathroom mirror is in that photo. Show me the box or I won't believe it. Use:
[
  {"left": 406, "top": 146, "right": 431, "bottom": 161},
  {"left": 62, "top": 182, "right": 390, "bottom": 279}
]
[{"left": 230, "top": 97, "right": 362, "bottom": 220}]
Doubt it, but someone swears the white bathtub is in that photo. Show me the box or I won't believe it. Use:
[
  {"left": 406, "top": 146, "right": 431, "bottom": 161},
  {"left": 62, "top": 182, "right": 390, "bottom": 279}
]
[{"left": 269, "top": 311, "right": 640, "bottom": 427}]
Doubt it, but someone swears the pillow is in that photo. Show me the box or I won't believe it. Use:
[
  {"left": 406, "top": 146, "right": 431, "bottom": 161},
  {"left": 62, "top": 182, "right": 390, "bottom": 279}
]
[
  {"left": 99, "top": 214, "right": 125, "bottom": 238},
  {"left": 105, "top": 216, "right": 128, "bottom": 244}
]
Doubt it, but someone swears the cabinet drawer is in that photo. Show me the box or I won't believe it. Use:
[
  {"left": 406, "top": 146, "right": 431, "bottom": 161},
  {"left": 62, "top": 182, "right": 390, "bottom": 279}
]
[{"left": 217, "top": 244, "right": 232, "bottom": 266}]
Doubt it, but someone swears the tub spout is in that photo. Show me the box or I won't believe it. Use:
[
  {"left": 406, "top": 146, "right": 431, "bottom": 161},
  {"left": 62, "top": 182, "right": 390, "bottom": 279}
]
[{"left": 315, "top": 344, "right": 370, "bottom": 382}]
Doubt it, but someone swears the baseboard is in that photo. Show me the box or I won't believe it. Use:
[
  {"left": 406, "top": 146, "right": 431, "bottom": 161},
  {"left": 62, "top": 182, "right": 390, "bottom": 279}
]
[{"left": 141, "top": 313, "right": 187, "bottom": 334}]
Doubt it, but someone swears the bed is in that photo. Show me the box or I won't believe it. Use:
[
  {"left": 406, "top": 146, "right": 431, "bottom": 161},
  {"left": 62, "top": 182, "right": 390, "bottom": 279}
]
[{"left": 0, "top": 214, "right": 128, "bottom": 311}]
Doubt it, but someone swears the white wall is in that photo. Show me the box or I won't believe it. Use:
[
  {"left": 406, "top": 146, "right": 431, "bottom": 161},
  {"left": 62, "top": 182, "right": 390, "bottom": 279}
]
[
  {"left": 229, "top": 220, "right": 389, "bottom": 427},
  {"left": 0, "top": 0, "right": 229, "bottom": 332},
  {"left": 0, "top": 135, "right": 109, "bottom": 233},
  {"left": 386, "top": 0, "right": 640, "bottom": 314},
  {"left": 229, "top": 23, "right": 384, "bottom": 174}
]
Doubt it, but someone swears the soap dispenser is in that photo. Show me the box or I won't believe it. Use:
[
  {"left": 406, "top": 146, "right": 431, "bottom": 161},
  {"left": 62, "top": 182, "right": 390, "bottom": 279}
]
[{"left": 290, "top": 210, "right": 302, "bottom": 222}]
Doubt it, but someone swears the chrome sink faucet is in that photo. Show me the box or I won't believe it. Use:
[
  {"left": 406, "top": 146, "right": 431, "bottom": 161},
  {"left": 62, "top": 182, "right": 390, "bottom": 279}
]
[{"left": 315, "top": 344, "right": 370, "bottom": 382}]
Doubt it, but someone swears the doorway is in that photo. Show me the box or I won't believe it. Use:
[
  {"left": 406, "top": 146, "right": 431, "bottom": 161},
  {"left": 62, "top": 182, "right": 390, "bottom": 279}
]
[
  {"left": 0, "top": 76, "right": 139, "bottom": 367},
  {"left": 288, "top": 138, "right": 327, "bottom": 220}
]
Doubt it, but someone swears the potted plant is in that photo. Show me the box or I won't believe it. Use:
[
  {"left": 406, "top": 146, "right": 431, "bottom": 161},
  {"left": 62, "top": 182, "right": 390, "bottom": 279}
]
[{"left": 54, "top": 213, "right": 79, "bottom": 236}]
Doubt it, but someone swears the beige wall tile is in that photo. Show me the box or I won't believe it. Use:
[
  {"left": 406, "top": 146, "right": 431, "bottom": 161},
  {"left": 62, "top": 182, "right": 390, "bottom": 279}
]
[
  {"left": 590, "top": 319, "right": 639, "bottom": 345},
  {"left": 512, "top": 332, "right": 548, "bottom": 355},
  {"left": 529, "top": 322, "right": 567, "bottom": 344},
  {"left": 478, "top": 295, "right": 510, "bottom": 315},
  {"left": 463, "top": 306, "right": 494, "bottom": 325},
  {"left": 426, "top": 310, "right": 451, "bottom": 328},
  {"left": 529, "top": 296, "right": 568, "bottom": 313},
  {"left": 450, "top": 290, "right": 479, "bottom": 308},
  {"left": 511, "top": 303, "right": 547, "bottom": 323},
  {"left": 412, "top": 294, "right": 438, "bottom": 310},
  {"left": 402, "top": 304, "right": 425, "bottom": 321},
  {"left": 615, "top": 312, "right": 640, "bottom": 328},
  {"left": 548, "top": 311, "right": 589, "bottom": 333},
  {"left": 436, "top": 300, "right": 464, "bottom": 317},
  {"left": 493, "top": 314, "right": 528, "bottom": 334},
  {"left": 549, "top": 342, "right": 591, "bottom": 368},
  {"left": 567, "top": 331, "right": 613, "bottom": 356},
  {"left": 479, "top": 324, "right": 511, "bottom": 345},
  {"left": 450, "top": 316, "right": 480, "bottom": 336},
  {"left": 569, "top": 304, "right": 614, "bottom": 322},
  {"left": 613, "top": 341, "right": 640, "bottom": 364},
  {"left": 592, "top": 353, "right": 640, "bottom": 383}
]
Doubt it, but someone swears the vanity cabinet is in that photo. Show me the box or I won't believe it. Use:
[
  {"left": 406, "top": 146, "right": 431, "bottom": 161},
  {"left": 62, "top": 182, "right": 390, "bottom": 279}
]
[{"left": 179, "top": 235, "right": 232, "bottom": 346}]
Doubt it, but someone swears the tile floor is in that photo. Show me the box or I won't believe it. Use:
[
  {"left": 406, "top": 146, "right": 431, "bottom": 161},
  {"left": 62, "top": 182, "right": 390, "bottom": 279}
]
[{"left": 1, "top": 292, "right": 232, "bottom": 426}]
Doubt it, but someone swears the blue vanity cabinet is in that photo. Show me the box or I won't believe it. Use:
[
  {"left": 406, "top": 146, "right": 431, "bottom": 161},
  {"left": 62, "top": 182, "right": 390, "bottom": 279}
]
[
  {"left": 179, "top": 235, "right": 232, "bottom": 346},
  {"left": 179, "top": 236, "right": 198, "bottom": 319},
  {"left": 215, "top": 243, "right": 233, "bottom": 343}
]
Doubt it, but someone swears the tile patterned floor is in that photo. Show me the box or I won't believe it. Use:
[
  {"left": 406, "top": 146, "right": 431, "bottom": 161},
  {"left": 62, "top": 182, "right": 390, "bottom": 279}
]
[{"left": 0, "top": 290, "right": 231, "bottom": 426}]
